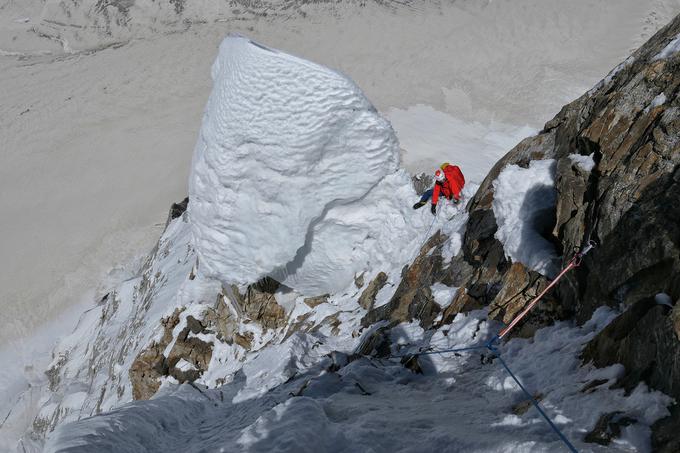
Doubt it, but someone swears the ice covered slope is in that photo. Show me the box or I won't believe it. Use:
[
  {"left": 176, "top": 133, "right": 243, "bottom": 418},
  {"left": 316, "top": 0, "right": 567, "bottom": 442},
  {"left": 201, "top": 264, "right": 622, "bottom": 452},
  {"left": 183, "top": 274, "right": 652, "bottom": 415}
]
[{"left": 188, "top": 35, "right": 401, "bottom": 295}]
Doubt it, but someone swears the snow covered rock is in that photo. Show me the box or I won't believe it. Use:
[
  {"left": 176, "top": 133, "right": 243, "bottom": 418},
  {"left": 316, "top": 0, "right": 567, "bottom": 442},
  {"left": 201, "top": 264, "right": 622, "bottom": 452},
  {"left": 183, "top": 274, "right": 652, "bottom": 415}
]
[{"left": 188, "top": 35, "right": 403, "bottom": 295}]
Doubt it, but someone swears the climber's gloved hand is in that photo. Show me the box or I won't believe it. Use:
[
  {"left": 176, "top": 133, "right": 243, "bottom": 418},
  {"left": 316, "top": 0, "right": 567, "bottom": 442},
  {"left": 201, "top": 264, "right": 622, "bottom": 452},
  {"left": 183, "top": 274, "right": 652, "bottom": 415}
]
[
  {"left": 453, "top": 197, "right": 460, "bottom": 205},
  {"left": 431, "top": 203, "right": 437, "bottom": 215}
]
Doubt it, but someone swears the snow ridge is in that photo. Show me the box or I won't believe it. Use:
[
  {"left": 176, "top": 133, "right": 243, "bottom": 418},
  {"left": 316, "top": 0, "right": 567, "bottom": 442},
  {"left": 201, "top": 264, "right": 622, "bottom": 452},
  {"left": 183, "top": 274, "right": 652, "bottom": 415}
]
[{"left": 189, "top": 35, "right": 400, "bottom": 295}]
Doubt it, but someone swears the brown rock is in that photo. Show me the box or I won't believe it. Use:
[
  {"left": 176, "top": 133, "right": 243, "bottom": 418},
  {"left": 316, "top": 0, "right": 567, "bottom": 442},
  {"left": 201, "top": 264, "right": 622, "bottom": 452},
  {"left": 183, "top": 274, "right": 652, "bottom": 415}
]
[
  {"left": 229, "top": 277, "right": 288, "bottom": 330},
  {"left": 358, "top": 272, "right": 388, "bottom": 310},
  {"left": 129, "top": 308, "right": 182, "bottom": 400},
  {"left": 361, "top": 232, "right": 445, "bottom": 329},
  {"left": 303, "top": 294, "right": 329, "bottom": 308},
  {"left": 584, "top": 412, "right": 636, "bottom": 446}
]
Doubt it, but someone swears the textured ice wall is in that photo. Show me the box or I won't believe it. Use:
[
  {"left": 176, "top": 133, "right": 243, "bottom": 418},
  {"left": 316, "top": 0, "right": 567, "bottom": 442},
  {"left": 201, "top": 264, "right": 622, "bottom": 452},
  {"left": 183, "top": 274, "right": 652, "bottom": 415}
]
[{"left": 188, "top": 35, "right": 400, "bottom": 293}]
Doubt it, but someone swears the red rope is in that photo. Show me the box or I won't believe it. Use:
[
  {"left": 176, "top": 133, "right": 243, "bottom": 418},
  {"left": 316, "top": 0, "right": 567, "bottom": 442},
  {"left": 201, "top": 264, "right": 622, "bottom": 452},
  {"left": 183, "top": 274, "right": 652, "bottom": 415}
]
[{"left": 498, "top": 240, "right": 596, "bottom": 340}]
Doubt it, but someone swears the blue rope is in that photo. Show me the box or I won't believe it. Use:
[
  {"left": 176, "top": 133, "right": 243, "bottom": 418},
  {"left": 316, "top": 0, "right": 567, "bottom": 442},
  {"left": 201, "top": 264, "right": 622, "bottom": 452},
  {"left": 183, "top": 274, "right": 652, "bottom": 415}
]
[
  {"left": 390, "top": 340, "right": 579, "bottom": 452},
  {"left": 493, "top": 353, "right": 579, "bottom": 453},
  {"left": 393, "top": 345, "right": 488, "bottom": 358}
]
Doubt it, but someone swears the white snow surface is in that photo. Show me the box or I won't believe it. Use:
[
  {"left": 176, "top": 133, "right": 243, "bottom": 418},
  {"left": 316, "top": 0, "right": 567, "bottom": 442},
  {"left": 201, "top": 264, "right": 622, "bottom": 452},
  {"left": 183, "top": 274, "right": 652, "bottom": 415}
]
[
  {"left": 431, "top": 283, "right": 458, "bottom": 310},
  {"left": 569, "top": 153, "right": 597, "bottom": 172},
  {"left": 493, "top": 160, "right": 560, "bottom": 277},
  {"left": 188, "top": 35, "right": 401, "bottom": 295},
  {"left": 43, "top": 308, "right": 672, "bottom": 453}
]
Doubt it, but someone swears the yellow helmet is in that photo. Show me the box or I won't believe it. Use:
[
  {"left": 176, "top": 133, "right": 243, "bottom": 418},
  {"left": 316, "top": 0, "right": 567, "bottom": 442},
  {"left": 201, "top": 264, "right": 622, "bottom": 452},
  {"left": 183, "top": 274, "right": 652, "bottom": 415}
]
[{"left": 440, "top": 162, "right": 450, "bottom": 170}]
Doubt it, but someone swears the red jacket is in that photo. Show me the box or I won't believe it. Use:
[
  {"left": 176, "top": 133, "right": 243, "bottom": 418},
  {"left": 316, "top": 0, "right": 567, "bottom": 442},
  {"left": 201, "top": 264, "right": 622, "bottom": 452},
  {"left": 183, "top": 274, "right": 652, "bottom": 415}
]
[{"left": 432, "top": 165, "right": 465, "bottom": 205}]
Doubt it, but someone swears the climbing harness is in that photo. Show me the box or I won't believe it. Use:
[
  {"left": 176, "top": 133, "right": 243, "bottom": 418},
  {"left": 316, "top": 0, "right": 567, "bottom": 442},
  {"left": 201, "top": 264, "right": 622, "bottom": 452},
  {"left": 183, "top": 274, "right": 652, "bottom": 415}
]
[{"left": 392, "top": 240, "right": 597, "bottom": 453}]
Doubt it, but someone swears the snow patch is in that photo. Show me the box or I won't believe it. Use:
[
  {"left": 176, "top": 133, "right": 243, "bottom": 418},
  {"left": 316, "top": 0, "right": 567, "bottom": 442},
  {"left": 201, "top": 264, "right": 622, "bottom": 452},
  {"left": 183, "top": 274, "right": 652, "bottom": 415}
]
[
  {"left": 653, "top": 33, "right": 680, "bottom": 61},
  {"left": 568, "top": 153, "right": 596, "bottom": 172},
  {"left": 645, "top": 93, "right": 667, "bottom": 113},
  {"left": 431, "top": 283, "right": 458, "bottom": 309},
  {"left": 492, "top": 160, "right": 559, "bottom": 277}
]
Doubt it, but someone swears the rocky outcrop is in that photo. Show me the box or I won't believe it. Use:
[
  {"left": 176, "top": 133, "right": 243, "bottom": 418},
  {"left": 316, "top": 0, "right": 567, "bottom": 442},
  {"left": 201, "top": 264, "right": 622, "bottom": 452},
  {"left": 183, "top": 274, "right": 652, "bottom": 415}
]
[
  {"left": 429, "top": 14, "right": 680, "bottom": 447},
  {"left": 229, "top": 277, "right": 289, "bottom": 330},
  {"left": 358, "top": 272, "right": 388, "bottom": 310},
  {"left": 129, "top": 276, "right": 291, "bottom": 400},
  {"left": 129, "top": 309, "right": 183, "bottom": 400},
  {"left": 584, "top": 412, "right": 637, "bottom": 446},
  {"left": 361, "top": 233, "right": 447, "bottom": 328},
  {"left": 129, "top": 309, "right": 216, "bottom": 400},
  {"left": 581, "top": 298, "right": 680, "bottom": 402}
]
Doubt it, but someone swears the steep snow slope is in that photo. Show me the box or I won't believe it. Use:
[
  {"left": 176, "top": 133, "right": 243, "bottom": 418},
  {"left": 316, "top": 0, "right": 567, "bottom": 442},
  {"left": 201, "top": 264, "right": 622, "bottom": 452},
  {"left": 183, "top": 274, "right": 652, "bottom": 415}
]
[
  {"left": 189, "top": 35, "right": 401, "bottom": 293},
  {"left": 43, "top": 310, "right": 672, "bottom": 453}
]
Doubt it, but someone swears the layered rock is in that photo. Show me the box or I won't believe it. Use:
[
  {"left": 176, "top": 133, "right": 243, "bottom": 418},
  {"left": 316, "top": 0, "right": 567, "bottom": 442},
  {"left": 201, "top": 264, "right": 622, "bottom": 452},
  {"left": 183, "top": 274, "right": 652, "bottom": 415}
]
[{"left": 363, "top": 13, "right": 680, "bottom": 448}]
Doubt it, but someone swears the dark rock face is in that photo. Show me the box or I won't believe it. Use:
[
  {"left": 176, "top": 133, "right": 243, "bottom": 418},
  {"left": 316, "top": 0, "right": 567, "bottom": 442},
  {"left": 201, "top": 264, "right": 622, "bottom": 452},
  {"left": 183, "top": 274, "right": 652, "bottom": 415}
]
[
  {"left": 584, "top": 412, "right": 637, "bottom": 446},
  {"left": 652, "top": 404, "right": 680, "bottom": 453},
  {"left": 442, "top": 15, "right": 680, "bottom": 446},
  {"left": 361, "top": 232, "right": 446, "bottom": 328},
  {"left": 582, "top": 298, "right": 680, "bottom": 402}
]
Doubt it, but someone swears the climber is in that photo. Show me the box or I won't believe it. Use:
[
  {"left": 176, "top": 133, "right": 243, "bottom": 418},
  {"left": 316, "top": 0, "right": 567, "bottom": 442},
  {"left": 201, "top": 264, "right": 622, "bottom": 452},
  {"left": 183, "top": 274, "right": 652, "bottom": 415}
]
[{"left": 413, "top": 163, "right": 465, "bottom": 215}]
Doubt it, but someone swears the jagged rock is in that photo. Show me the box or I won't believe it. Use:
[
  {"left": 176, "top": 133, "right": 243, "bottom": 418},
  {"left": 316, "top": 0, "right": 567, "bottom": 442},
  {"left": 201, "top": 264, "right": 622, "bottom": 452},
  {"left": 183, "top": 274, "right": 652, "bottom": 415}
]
[
  {"left": 436, "top": 288, "right": 484, "bottom": 327},
  {"left": 488, "top": 263, "right": 565, "bottom": 337},
  {"left": 166, "top": 316, "right": 214, "bottom": 384},
  {"left": 354, "top": 273, "right": 365, "bottom": 289},
  {"left": 130, "top": 309, "right": 219, "bottom": 400},
  {"left": 229, "top": 277, "right": 288, "bottom": 330},
  {"left": 584, "top": 412, "right": 636, "bottom": 446},
  {"left": 203, "top": 293, "right": 240, "bottom": 344},
  {"left": 400, "top": 354, "right": 423, "bottom": 374},
  {"left": 361, "top": 233, "right": 446, "bottom": 329},
  {"left": 129, "top": 308, "right": 183, "bottom": 400},
  {"left": 303, "top": 294, "right": 329, "bottom": 308},
  {"left": 165, "top": 197, "right": 189, "bottom": 228},
  {"left": 358, "top": 272, "right": 388, "bottom": 310},
  {"left": 356, "top": 327, "right": 392, "bottom": 358},
  {"left": 582, "top": 297, "right": 680, "bottom": 402},
  {"left": 652, "top": 404, "right": 680, "bottom": 453}
]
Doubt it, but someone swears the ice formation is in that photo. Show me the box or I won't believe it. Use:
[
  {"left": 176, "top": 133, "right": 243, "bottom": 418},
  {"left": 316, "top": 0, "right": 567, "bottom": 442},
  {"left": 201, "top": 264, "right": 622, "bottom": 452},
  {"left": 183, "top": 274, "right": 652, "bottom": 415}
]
[{"left": 188, "top": 35, "right": 402, "bottom": 295}]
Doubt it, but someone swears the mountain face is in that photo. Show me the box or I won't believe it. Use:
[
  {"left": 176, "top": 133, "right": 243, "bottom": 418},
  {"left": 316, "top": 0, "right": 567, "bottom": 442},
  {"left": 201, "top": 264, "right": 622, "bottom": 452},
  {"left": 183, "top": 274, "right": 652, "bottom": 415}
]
[
  {"left": 11, "top": 12, "right": 680, "bottom": 453},
  {"left": 367, "top": 11, "right": 680, "bottom": 451}
]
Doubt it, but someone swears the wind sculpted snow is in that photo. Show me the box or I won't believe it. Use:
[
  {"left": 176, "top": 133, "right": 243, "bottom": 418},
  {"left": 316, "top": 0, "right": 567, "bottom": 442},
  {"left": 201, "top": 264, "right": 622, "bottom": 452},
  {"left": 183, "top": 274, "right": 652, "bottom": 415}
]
[{"left": 188, "top": 35, "right": 427, "bottom": 295}]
